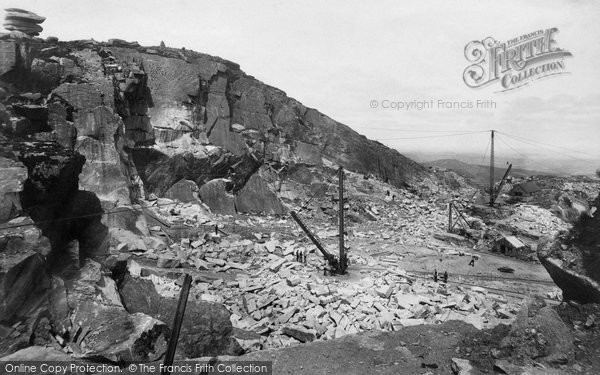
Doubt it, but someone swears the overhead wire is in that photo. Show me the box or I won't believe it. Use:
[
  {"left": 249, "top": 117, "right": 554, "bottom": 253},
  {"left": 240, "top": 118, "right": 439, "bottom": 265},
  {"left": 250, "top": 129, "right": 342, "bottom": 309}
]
[
  {"left": 497, "top": 131, "right": 593, "bottom": 156},
  {"left": 497, "top": 131, "right": 597, "bottom": 165},
  {"left": 374, "top": 130, "right": 488, "bottom": 141},
  {"left": 353, "top": 127, "right": 486, "bottom": 133},
  {"left": 495, "top": 134, "right": 560, "bottom": 173}
]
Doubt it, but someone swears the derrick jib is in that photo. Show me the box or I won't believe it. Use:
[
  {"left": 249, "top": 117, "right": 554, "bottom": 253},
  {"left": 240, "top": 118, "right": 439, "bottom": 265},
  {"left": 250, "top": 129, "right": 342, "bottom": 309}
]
[{"left": 290, "top": 210, "right": 340, "bottom": 271}]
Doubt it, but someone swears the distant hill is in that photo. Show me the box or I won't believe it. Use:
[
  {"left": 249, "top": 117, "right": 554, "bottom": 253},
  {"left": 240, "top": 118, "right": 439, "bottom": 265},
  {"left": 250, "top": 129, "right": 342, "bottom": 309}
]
[
  {"left": 407, "top": 151, "right": 598, "bottom": 177},
  {"left": 422, "top": 159, "right": 553, "bottom": 186}
]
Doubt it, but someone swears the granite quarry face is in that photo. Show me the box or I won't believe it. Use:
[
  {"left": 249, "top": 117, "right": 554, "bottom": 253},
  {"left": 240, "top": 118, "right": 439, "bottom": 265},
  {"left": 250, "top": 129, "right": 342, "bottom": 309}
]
[{"left": 0, "top": 10, "right": 600, "bottom": 375}]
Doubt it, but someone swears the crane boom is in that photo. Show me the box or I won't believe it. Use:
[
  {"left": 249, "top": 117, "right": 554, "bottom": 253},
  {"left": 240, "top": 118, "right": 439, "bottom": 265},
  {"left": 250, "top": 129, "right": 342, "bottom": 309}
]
[{"left": 492, "top": 163, "right": 512, "bottom": 205}]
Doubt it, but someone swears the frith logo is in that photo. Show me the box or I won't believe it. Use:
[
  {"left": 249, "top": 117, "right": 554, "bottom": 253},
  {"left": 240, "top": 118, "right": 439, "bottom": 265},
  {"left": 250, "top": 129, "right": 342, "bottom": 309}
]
[{"left": 463, "top": 28, "right": 572, "bottom": 92}]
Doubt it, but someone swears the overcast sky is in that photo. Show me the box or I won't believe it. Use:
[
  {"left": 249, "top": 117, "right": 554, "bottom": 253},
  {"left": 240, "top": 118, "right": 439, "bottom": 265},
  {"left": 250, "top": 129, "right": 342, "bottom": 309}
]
[{"left": 4, "top": 0, "right": 599, "bottom": 169}]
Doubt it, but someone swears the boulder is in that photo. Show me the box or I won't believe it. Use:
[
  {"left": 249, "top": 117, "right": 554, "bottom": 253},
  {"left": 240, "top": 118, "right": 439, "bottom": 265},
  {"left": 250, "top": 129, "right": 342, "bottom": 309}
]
[
  {"left": 61, "top": 260, "right": 168, "bottom": 362},
  {"left": 538, "top": 195, "right": 600, "bottom": 304},
  {"left": 164, "top": 179, "right": 199, "bottom": 203},
  {"left": 538, "top": 256, "right": 600, "bottom": 303},
  {"left": 4, "top": 9, "right": 46, "bottom": 23},
  {"left": 71, "top": 301, "right": 168, "bottom": 362},
  {"left": 282, "top": 326, "right": 316, "bottom": 343},
  {"left": 0, "top": 253, "right": 50, "bottom": 324},
  {"left": 451, "top": 358, "right": 474, "bottom": 375},
  {"left": 198, "top": 179, "right": 236, "bottom": 215},
  {"left": 500, "top": 300, "right": 573, "bottom": 363},
  {"left": 235, "top": 173, "right": 286, "bottom": 215},
  {"left": 119, "top": 274, "right": 240, "bottom": 358},
  {"left": 4, "top": 22, "right": 42, "bottom": 34}
]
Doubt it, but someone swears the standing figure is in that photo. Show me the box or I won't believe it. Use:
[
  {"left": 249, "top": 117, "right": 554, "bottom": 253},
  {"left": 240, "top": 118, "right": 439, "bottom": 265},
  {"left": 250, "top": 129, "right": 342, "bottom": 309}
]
[{"left": 443, "top": 271, "right": 448, "bottom": 283}]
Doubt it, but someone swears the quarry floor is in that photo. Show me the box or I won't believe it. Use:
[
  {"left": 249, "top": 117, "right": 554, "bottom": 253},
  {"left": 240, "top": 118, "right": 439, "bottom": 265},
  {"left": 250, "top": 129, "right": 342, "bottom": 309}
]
[{"left": 237, "top": 320, "right": 482, "bottom": 374}]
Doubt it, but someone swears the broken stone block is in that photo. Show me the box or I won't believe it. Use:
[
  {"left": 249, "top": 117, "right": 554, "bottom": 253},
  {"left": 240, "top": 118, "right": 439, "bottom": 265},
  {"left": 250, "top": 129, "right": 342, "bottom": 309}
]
[
  {"left": 376, "top": 285, "right": 395, "bottom": 299},
  {"left": 395, "top": 293, "right": 421, "bottom": 310},
  {"left": 276, "top": 307, "right": 299, "bottom": 324},
  {"left": 206, "top": 257, "right": 226, "bottom": 266},
  {"left": 334, "top": 325, "right": 348, "bottom": 339},
  {"left": 399, "top": 318, "right": 425, "bottom": 327},
  {"left": 373, "top": 302, "right": 387, "bottom": 312},
  {"left": 156, "top": 255, "right": 181, "bottom": 268},
  {"left": 242, "top": 295, "right": 258, "bottom": 314},
  {"left": 71, "top": 300, "right": 168, "bottom": 362},
  {"left": 310, "top": 285, "right": 331, "bottom": 297},
  {"left": 231, "top": 328, "right": 262, "bottom": 352},
  {"left": 451, "top": 358, "right": 474, "bottom": 375},
  {"left": 463, "top": 314, "right": 485, "bottom": 330},
  {"left": 282, "top": 325, "right": 316, "bottom": 343},
  {"left": 268, "top": 258, "right": 286, "bottom": 272},
  {"left": 496, "top": 309, "right": 514, "bottom": 319},
  {"left": 320, "top": 295, "right": 338, "bottom": 306}
]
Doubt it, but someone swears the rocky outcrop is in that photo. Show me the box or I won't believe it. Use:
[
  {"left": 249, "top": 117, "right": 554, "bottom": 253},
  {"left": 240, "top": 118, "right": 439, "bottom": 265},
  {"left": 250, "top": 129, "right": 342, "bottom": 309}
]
[
  {"left": 67, "top": 261, "right": 168, "bottom": 362},
  {"left": 74, "top": 106, "right": 131, "bottom": 205},
  {"left": 499, "top": 299, "right": 573, "bottom": 364},
  {"left": 538, "top": 193, "right": 600, "bottom": 303},
  {"left": 119, "top": 273, "right": 240, "bottom": 358},
  {"left": 0, "top": 157, "right": 26, "bottom": 221},
  {"left": 3, "top": 9, "right": 45, "bottom": 37},
  {"left": 0, "top": 140, "right": 103, "bottom": 329},
  {"left": 538, "top": 255, "right": 600, "bottom": 303},
  {"left": 103, "top": 43, "right": 425, "bottom": 210},
  {"left": 1, "top": 36, "right": 427, "bottom": 216}
]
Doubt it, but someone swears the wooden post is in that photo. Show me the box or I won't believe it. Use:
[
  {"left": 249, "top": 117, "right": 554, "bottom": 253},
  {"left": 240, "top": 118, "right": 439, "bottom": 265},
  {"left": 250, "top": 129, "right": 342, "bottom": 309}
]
[
  {"left": 448, "top": 202, "right": 453, "bottom": 232},
  {"left": 338, "top": 167, "right": 347, "bottom": 274},
  {"left": 162, "top": 274, "right": 192, "bottom": 375}
]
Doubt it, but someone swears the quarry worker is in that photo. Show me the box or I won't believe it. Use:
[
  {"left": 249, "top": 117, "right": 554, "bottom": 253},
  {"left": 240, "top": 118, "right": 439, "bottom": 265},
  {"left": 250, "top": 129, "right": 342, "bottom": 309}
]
[
  {"left": 433, "top": 269, "right": 438, "bottom": 282},
  {"left": 443, "top": 271, "right": 448, "bottom": 283}
]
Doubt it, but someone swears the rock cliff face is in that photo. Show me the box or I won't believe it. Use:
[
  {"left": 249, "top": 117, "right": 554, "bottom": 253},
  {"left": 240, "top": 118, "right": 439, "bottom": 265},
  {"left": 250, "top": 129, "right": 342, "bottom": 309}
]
[
  {"left": 0, "top": 34, "right": 428, "bottom": 360},
  {"left": 1, "top": 37, "right": 426, "bottom": 216}
]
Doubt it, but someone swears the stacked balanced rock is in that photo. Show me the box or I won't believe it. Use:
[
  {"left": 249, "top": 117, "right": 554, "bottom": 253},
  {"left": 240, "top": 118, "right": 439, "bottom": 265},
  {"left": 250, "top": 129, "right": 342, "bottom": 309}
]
[{"left": 3, "top": 8, "right": 45, "bottom": 36}]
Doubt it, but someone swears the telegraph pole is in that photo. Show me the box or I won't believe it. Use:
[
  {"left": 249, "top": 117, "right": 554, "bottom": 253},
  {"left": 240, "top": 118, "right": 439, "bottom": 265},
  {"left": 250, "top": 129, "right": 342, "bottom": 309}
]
[
  {"left": 489, "top": 130, "right": 495, "bottom": 207},
  {"left": 338, "top": 167, "right": 347, "bottom": 273},
  {"left": 448, "top": 202, "right": 453, "bottom": 232}
]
